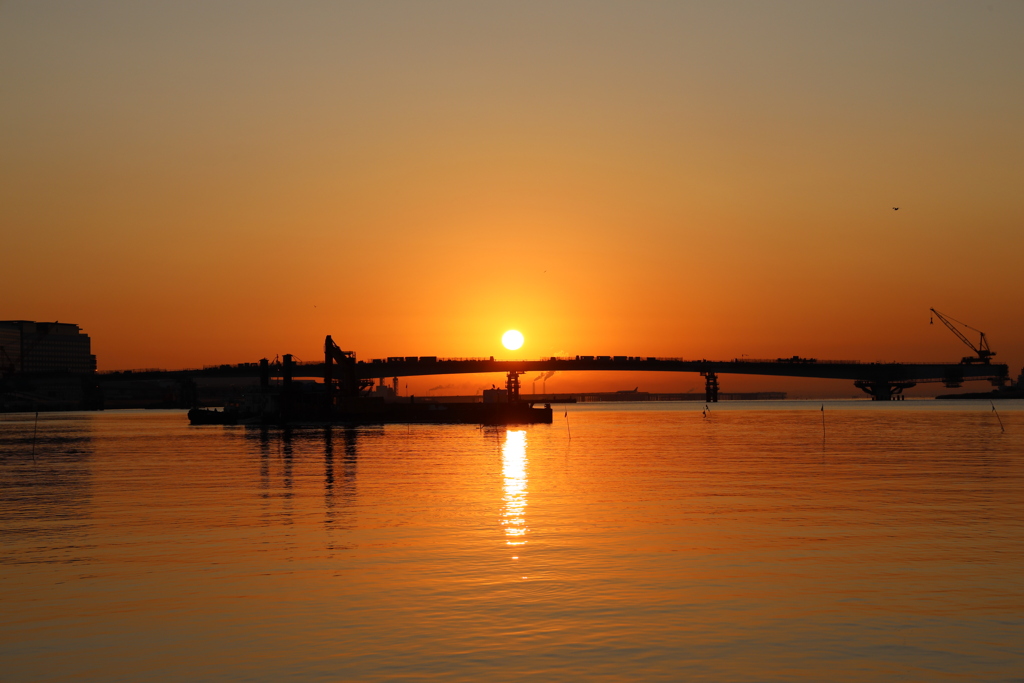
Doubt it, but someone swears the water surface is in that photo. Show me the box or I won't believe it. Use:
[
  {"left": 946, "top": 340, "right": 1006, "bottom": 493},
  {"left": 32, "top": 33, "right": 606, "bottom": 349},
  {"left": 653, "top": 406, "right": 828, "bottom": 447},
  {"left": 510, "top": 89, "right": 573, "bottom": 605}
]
[{"left": 2, "top": 402, "right": 1022, "bottom": 681}]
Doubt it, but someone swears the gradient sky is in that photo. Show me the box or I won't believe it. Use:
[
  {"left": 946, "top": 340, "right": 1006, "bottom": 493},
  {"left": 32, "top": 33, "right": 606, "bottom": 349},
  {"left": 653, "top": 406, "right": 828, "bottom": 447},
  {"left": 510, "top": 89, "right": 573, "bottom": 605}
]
[{"left": 2, "top": 1, "right": 1022, "bottom": 395}]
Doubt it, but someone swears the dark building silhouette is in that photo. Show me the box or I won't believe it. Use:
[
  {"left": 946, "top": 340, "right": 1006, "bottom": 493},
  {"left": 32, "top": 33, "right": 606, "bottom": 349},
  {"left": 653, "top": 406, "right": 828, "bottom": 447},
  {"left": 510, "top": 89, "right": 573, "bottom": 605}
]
[{"left": 0, "top": 321, "right": 96, "bottom": 375}]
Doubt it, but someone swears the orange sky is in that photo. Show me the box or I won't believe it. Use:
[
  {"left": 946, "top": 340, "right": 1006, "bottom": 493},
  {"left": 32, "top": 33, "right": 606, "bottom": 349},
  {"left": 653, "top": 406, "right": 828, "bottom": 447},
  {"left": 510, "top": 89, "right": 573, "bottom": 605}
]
[{"left": 2, "top": 2, "right": 1022, "bottom": 396}]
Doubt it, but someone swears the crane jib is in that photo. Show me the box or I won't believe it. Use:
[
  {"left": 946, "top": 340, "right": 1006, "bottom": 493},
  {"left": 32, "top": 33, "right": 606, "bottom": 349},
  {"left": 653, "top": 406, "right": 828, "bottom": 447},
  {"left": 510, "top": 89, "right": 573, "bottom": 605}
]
[{"left": 929, "top": 308, "right": 993, "bottom": 362}]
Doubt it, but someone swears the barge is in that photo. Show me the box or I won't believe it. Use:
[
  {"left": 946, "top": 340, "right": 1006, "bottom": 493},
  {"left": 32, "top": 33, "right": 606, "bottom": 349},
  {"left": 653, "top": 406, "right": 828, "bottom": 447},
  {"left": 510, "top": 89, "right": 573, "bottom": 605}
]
[{"left": 188, "top": 397, "right": 553, "bottom": 426}]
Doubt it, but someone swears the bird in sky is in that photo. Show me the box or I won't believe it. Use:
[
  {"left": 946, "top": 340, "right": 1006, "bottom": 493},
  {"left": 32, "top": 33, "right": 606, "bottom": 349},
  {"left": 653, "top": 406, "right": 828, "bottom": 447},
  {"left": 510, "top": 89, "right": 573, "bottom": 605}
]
[{"left": 892, "top": 207, "right": 899, "bottom": 210}]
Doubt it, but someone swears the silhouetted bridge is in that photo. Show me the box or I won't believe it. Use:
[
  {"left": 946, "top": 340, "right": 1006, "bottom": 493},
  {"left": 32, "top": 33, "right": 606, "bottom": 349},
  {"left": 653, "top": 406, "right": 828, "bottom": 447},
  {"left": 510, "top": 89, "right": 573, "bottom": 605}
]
[
  {"left": 126, "top": 351, "right": 1008, "bottom": 402},
  {"left": 99, "top": 333, "right": 1011, "bottom": 403},
  {"left": 344, "top": 355, "right": 1008, "bottom": 401}
]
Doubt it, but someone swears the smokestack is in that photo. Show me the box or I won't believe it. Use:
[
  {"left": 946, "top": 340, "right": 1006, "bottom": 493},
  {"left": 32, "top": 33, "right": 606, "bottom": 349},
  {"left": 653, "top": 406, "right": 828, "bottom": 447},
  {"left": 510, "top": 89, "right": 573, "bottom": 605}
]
[{"left": 542, "top": 370, "right": 555, "bottom": 394}]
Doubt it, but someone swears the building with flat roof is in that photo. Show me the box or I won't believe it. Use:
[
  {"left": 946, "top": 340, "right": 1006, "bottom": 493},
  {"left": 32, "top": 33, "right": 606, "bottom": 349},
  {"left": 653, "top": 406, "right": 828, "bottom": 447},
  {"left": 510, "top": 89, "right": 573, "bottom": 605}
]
[{"left": 0, "top": 321, "right": 96, "bottom": 374}]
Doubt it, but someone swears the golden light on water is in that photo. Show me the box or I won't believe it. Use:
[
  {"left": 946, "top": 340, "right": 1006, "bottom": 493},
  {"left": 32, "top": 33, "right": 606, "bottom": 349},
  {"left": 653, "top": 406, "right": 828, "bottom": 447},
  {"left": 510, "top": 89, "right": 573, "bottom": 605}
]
[
  {"left": 501, "top": 330, "right": 524, "bottom": 351},
  {"left": 501, "top": 430, "right": 528, "bottom": 546}
]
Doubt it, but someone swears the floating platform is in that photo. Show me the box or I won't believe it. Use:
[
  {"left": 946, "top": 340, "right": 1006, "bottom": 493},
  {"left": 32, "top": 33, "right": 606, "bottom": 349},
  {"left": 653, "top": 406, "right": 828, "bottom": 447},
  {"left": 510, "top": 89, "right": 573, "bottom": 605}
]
[{"left": 189, "top": 399, "right": 553, "bottom": 427}]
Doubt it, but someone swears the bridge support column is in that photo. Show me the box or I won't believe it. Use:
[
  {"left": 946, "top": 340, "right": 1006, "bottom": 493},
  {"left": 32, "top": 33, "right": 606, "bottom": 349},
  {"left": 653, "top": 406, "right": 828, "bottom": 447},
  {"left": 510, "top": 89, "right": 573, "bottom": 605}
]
[
  {"left": 703, "top": 371, "right": 719, "bottom": 403},
  {"left": 282, "top": 354, "right": 294, "bottom": 419},
  {"left": 506, "top": 370, "right": 524, "bottom": 402},
  {"left": 854, "top": 380, "right": 916, "bottom": 401}
]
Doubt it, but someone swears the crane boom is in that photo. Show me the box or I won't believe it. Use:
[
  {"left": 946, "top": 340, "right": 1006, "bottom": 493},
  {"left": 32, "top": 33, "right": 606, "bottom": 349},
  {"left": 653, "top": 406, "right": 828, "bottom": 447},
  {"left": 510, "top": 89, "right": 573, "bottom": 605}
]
[{"left": 930, "top": 308, "right": 994, "bottom": 363}]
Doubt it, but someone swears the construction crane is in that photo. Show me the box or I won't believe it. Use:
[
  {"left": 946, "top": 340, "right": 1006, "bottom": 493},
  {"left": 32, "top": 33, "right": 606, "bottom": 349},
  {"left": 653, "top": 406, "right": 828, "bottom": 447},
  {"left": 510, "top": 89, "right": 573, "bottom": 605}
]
[{"left": 930, "top": 308, "right": 995, "bottom": 364}]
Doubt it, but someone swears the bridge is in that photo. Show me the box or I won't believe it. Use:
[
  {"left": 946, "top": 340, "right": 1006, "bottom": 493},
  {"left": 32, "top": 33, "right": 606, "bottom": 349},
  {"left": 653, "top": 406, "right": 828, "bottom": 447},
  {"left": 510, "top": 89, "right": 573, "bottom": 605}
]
[
  {"left": 96, "top": 337, "right": 1010, "bottom": 402},
  {"left": 306, "top": 353, "right": 1008, "bottom": 401}
]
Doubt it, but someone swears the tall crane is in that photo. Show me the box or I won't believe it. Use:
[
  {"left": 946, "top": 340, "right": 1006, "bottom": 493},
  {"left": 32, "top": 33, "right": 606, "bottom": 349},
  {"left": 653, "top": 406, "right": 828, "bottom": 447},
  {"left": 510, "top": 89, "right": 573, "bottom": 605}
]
[{"left": 930, "top": 308, "right": 995, "bottom": 364}]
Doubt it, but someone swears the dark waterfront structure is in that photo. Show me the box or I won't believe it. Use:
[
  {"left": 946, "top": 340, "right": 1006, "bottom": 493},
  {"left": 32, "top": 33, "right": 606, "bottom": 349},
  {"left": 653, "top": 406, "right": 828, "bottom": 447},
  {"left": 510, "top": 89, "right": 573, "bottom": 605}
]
[
  {"left": 187, "top": 338, "right": 554, "bottom": 426},
  {"left": 0, "top": 321, "right": 99, "bottom": 412},
  {"left": 97, "top": 307, "right": 1016, "bottom": 410},
  {"left": 936, "top": 366, "right": 1024, "bottom": 400},
  {"left": 0, "top": 321, "right": 96, "bottom": 374},
  {"left": 306, "top": 310, "right": 1006, "bottom": 403},
  {"left": 115, "top": 336, "right": 1012, "bottom": 414},
  {"left": 329, "top": 354, "right": 1008, "bottom": 402},
  {"left": 88, "top": 329, "right": 1014, "bottom": 416}
]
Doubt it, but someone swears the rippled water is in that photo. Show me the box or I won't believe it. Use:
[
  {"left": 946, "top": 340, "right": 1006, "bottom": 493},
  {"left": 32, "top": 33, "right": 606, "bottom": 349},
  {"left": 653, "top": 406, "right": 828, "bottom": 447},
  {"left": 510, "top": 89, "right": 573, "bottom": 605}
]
[{"left": 2, "top": 402, "right": 1022, "bottom": 681}]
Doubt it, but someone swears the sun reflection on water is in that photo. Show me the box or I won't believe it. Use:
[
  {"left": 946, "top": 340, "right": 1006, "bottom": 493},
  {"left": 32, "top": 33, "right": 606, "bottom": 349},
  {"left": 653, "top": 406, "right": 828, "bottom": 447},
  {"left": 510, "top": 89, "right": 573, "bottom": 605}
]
[{"left": 501, "top": 430, "right": 528, "bottom": 546}]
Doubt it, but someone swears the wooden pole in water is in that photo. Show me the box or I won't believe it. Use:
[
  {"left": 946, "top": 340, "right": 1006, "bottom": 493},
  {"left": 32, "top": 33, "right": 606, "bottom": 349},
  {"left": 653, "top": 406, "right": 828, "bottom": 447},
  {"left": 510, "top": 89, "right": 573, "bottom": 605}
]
[
  {"left": 821, "top": 404, "right": 826, "bottom": 446},
  {"left": 31, "top": 410, "right": 38, "bottom": 463},
  {"left": 565, "top": 410, "right": 571, "bottom": 440},
  {"left": 991, "top": 401, "right": 1005, "bottom": 433}
]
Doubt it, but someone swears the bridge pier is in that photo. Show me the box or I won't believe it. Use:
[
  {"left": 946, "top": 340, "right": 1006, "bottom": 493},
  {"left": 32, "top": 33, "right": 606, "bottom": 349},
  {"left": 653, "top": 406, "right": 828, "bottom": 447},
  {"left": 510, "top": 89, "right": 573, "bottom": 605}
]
[
  {"left": 703, "top": 371, "right": 719, "bottom": 403},
  {"left": 282, "top": 354, "right": 294, "bottom": 419},
  {"left": 853, "top": 380, "right": 916, "bottom": 401},
  {"left": 506, "top": 370, "right": 524, "bottom": 402}
]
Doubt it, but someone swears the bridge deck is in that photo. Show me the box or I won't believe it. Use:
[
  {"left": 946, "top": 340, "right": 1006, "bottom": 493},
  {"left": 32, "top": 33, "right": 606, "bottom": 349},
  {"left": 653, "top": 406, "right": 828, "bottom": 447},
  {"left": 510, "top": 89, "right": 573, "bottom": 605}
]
[
  {"left": 97, "top": 357, "right": 1008, "bottom": 386},
  {"left": 339, "top": 357, "right": 1008, "bottom": 385}
]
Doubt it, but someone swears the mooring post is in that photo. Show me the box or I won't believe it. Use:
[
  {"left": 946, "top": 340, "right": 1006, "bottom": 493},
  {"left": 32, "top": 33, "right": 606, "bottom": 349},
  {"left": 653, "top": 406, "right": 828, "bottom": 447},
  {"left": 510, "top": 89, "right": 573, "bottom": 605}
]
[{"left": 324, "top": 336, "right": 334, "bottom": 402}]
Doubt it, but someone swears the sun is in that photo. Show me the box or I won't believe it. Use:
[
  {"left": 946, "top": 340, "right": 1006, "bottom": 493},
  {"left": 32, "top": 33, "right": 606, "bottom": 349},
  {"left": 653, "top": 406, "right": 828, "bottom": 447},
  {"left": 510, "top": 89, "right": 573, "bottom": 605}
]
[{"left": 502, "top": 330, "right": 524, "bottom": 351}]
